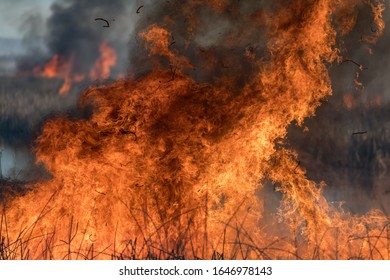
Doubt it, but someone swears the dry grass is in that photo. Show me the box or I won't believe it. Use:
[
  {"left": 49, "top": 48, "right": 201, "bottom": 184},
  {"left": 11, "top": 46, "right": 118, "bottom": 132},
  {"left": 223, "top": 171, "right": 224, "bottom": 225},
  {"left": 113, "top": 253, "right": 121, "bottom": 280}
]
[{"left": 0, "top": 192, "right": 389, "bottom": 260}]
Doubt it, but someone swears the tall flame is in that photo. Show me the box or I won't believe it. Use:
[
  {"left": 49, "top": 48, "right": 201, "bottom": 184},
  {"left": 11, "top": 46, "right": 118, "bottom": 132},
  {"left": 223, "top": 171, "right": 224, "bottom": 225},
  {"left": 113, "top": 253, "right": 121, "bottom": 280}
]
[
  {"left": 89, "top": 41, "right": 117, "bottom": 81},
  {"left": 1, "top": 0, "right": 388, "bottom": 259}
]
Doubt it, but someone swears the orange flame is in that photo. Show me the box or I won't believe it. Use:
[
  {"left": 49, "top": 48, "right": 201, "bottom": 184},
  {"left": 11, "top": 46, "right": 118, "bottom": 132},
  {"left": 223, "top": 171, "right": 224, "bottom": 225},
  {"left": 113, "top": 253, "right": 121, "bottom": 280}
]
[
  {"left": 89, "top": 41, "right": 117, "bottom": 81},
  {"left": 36, "top": 54, "right": 62, "bottom": 78},
  {"left": 33, "top": 41, "right": 118, "bottom": 94},
  {"left": 362, "top": 0, "right": 385, "bottom": 44},
  {"left": 1, "top": 0, "right": 388, "bottom": 260},
  {"left": 33, "top": 54, "right": 74, "bottom": 95}
]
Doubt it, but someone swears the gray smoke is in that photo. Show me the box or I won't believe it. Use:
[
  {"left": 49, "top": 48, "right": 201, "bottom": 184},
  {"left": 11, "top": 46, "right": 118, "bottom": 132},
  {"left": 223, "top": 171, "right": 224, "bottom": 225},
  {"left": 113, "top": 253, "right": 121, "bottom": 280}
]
[
  {"left": 18, "top": 0, "right": 140, "bottom": 76},
  {"left": 287, "top": 6, "right": 390, "bottom": 215},
  {"left": 128, "top": 0, "right": 271, "bottom": 84},
  {"left": 3, "top": 0, "right": 141, "bottom": 180}
]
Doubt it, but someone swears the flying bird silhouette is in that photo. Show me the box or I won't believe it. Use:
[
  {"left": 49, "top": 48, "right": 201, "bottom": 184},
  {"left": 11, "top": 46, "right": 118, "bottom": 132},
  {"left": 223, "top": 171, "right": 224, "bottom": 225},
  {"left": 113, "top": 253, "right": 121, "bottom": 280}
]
[
  {"left": 136, "top": 5, "right": 144, "bottom": 14},
  {"left": 95, "top": 18, "right": 110, "bottom": 27}
]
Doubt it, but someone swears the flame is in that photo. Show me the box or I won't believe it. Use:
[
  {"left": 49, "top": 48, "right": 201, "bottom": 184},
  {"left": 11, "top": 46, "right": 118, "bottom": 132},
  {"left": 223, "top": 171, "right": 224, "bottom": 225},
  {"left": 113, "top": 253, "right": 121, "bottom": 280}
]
[
  {"left": 34, "top": 54, "right": 62, "bottom": 78},
  {"left": 1, "top": 0, "right": 388, "bottom": 259},
  {"left": 32, "top": 41, "right": 118, "bottom": 94},
  {"left": 362, "top": 0, "right": 385, "bottom": 43},
  {"left": 343, "top": 93, "right": 355, "bottom": 109},
  {"left": 89, "top": 41, "right": 117, "bottom": 81},
  {"left": 33, "top": 54, "right": 74, "bottom": 95}
]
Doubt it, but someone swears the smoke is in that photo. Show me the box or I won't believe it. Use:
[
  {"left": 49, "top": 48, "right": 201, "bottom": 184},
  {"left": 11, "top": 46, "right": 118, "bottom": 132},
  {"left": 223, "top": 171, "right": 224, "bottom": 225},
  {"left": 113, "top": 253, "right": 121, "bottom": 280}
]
[
  {"left": 4, "top": 0, "right": 139, "bottom": 179},
  {"left": 19, "top": 12, "right": 47, "bottom": 55},
  {"left": 286, "top": 4, "right": 390, "bottom": 214},
  {"left": 46, "top": 0, "right": 118, "bottom": 74},
  {"left": 18, "top": 0, "right": 139, "bottom": 76},
  {"left": 128, "top": 0, "right": 272, "bottom": 84}
]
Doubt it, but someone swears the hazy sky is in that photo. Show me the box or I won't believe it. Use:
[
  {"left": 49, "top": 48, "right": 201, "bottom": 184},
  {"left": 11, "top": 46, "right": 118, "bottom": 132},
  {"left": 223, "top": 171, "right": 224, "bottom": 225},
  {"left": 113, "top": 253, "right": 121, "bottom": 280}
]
[{"left": 0, "top": 0, "right": 55, "bottom": 38}]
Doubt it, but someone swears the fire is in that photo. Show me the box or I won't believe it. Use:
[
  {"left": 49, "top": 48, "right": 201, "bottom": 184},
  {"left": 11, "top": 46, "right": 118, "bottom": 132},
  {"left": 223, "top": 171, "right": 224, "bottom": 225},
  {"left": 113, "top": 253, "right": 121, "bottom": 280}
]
[
  {"left": 34, "top": 54, "right": 62, "bottom": 78},
  {"left": 89, "top": 41, "right": 117, "bottom": 81},
  {"left": 33, "top": 54, "right": 73, "bottom": 95},
  {"left": 32, "top": 41, "right": 118, "bottom": 94},
  {"left": 1, "top": 0, "right": 388, "bottom": 259},
  {"left": 343, "top": 93, "right": 355, "bottom": 109},
  {"left": 362, "top": 0, "right": 385, "bottom": 43}
]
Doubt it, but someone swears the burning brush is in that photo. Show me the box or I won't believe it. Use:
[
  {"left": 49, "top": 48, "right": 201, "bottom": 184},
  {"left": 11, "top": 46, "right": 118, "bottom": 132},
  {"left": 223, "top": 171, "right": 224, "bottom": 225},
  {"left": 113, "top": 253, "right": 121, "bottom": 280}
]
[
  {"left": 1, "top": 0, "right": 389, "bottom": 260},
  {"left": 31, "top": 40, "right": 117, "bottom": 94}
]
